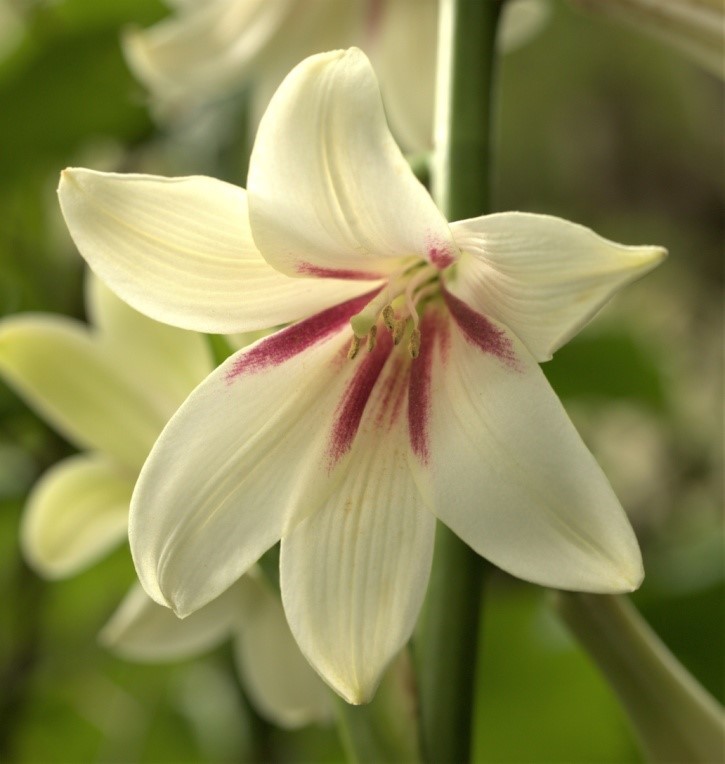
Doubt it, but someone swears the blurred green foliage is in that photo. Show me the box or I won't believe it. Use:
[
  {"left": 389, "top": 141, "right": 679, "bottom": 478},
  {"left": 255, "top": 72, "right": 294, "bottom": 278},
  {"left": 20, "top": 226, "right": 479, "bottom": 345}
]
[{"left": 0, "top": 1, "right": 722, "bottom": 762}]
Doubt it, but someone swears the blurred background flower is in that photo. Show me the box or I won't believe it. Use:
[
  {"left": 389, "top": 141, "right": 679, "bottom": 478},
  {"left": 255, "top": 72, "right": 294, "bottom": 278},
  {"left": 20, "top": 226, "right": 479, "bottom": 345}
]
[
  {"left": 0, "top": 272, "right": 331, "bottom": 732},
  {"left": 0, "top": 1, "right": 721, "bottom": 761},
  {"left": 123, "top": 0, "right": 550, "bottom": 154},
  {"left": 576, "top": 0, "right": 724, "bottom": 79}
]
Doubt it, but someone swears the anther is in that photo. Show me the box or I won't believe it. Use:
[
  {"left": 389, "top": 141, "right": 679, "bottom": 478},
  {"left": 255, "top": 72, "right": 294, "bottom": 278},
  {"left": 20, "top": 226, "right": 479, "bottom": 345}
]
[
  {"left": 392, "top": 319, "right": 407, "bottom": 346},
  {"left": 347, "top": 335, "right": 362, "bottom": 360},
  {"left": 382, "top": 305, "right": 396, "bottom": 330},
  {"left": 409, "top": 328, "right": 421, "bottom": 359},
  {"left": 366, "top": 325, "right": 377, "bottom": 352}
]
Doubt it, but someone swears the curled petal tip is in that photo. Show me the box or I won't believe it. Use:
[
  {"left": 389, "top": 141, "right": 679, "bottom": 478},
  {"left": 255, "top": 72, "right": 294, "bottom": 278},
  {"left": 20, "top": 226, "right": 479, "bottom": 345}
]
[
  {"left": 635, "top": 245, "right": 668, "bottom": 274},
  {"left": 335, "top": 681, "right": 373, "bottom": 706},
  {"left": 59, "top": 166, "right": 78, "bottom": 182},
  {"left": 57, "top": 168, "right": 71, "bottom": 192},
  {"left": 171, "top": 605, "right": 190, "bottom": 620},
  {"left": 58, "top": 167, "right": 87, "bottom": 195},
  {"left": 622, "top": 564, "right": 645, "bottom": 594},
  {"left": 652, "top": 246, "right": 668, "bottom": 263},
  {"left": 595, "top": 556, "right": 645, "bottom": 595}
]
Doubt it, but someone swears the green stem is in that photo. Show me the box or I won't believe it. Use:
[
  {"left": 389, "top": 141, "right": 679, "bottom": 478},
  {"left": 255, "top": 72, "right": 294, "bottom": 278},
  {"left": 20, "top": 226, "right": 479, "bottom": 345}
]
[
  {"left": 432, "top": 0, "right": 502, "bottom": 221},
  {"left": 555, "top": 593, "right": 725, "bottom": 763},
  {"left": 415, "top": 2, "right": 503, "bottom": 761},
  {"left": 415, "top": 526, "right": 488, "bottom": 763}
]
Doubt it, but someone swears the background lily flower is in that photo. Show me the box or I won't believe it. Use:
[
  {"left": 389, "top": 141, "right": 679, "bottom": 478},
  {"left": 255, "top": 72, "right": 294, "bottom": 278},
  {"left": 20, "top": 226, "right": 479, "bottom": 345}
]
[
  {"left": 58, "top": 48, "right": 666, "bottom": 705},
  {"left": 123, "top": 0, "right": 549, "bottom": 152},
  {"left": 0, "top": 274, "right": 331, "bottom": 728},
  {"left": 576, "top": 0, "right": 724, "bottom": 79}
]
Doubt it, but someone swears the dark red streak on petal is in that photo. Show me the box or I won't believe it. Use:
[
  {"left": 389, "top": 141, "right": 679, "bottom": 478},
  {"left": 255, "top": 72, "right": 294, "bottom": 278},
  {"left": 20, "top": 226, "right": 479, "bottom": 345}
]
[
  {"left": 226, "top": 288, "right": 382, "bottom": 381},
  {"left": 374, "top": 354, "right": 409, "bottom": 431},
  {"left": 327, "top": 330, "right": 393, "bottom": 469},
  {"left": 425, "top": 233, "right": 457, "bottom": 269},
  {"left": 428, "top": 246, "right": 455, "bottom": 269},
  {"left": 408, "top": 310, "right": 440, "bottom": 465},
  {"left": 296, "top": 262, "right": 384, "bottom": 281},
  {"left": 442, "top": 287, "right": 518, "bottom": 367}
]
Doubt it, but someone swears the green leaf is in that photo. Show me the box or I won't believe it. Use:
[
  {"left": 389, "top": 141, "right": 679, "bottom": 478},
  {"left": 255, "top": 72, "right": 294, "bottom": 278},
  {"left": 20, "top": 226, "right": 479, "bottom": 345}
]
[{"left": 544, "top": 329, "right": 667, "bottom": 410}]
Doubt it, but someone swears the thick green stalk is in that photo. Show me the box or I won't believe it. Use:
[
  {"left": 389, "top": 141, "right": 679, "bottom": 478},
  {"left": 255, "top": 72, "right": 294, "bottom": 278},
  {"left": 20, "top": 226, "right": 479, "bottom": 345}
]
[
  {"left": 555, "top": 593, "right": 725, "bottom": 763},
  {"left": 431, "top": 0, "right": 502, "bottom": 220},
  {"left": 415, "top": 2, "right": 503, "bottom": 762},
  {"left": 415, "top": 525, "right": 488, "bottom": 763}
]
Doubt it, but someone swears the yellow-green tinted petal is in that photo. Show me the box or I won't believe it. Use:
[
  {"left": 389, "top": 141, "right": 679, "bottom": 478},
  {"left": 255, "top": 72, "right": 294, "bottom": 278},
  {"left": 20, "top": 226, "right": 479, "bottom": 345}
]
[
  {"left": 0, "top": 315, "right": 168, "bottom": 472},
  {"left": 84, "top": 273, "right": 212, "bottom": 409},
  {"left": 21, "top": 454, "right": 131, "bottom": 578}
]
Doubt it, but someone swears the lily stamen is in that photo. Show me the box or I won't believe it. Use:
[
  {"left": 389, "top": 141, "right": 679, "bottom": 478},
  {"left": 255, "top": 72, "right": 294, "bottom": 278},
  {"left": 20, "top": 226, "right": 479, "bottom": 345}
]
[
  {"left": 404, "top": 266, "right": 439, "bottom": 328},
  {"left": 347, "top": 334, "right": 362, "bottom": 360},
  {"left": 382, "top": 304, "right": 396, "bottom": 331},
  {"left": 349, "top": 275, "right": 408, "bottom": 337},
  {"left": 366, "top": 325, "right": 377, "bottom": 352},
  {"left": 349, "top": 262, "right": 435, "bottom": 338},
  {"left": 392, "top": 318, "right": 407, "bottom": 345},
  {"left": 408, "top": 328, "right": 421, "bottom": 358}
]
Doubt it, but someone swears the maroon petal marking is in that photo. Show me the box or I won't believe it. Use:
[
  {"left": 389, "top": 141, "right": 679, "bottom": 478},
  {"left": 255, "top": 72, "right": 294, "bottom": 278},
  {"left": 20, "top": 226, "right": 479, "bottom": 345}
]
[
  {"left": 226, "top": 288, "right": 381, "bottom": 382},
  {"left": 428, "top": 246, "right": 455, "bottom": 269},
  {"left": 374, "top": 354, "right": 409, "bottom": 432},
  {"left": 296, "top": 262, "right": 385, "bottom": 281},
  {"left": 327, "top": 329, "right": 394, "bottom": 469},
  {"left": 408, "top": 310, "right": 443, "bottom": 465},
  {"left": 442, "top": 287, "right": 519, "bottom": 368},
  {"left": 426, "top": 234, "right": 457, "bottom": 269}
]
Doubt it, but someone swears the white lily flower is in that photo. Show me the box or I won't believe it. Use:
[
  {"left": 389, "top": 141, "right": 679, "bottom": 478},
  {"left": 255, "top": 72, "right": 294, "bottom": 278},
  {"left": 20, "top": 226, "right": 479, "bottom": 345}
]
[
  {"left": 0, "top": 275, "right": 331, "bottom": 728},
  {"left": 123, "top": 0, "right": 548, "bottom": 151},
  {"left": 58, "top": 48, "right": 666, "bottom": 704}
]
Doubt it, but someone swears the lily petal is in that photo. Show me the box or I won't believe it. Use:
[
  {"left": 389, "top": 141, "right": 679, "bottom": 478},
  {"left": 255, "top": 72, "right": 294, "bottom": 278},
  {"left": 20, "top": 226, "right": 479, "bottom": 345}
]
[
  {"left": 123, "top": 0, "right": 295, "bottom": 114},
  {"left": 130, "top": 293, "right": 379, "bottom": 617},
  {"left": 448, "top": 212, "right": 666, "bottom": 361},
  {"left": 21, "top": 454, "right": 131, "bottom": 578},
  {"left": 0, "top": 315, "right": 167, "bottom": 472},
  {"left": 372, "top": 0, "right": 437, "bottom": 152},
  {"left": 233, "top": 573, "right": 332, "bottom": 728},
  {"left": 412, "top": 303, "right": 643, "bottom": 593},
  {"left": 100, "top": 581, "right": 237, "bottom": 661},
  {"left": 280, "top": 342, "right": 435, "bottom": 704},
  {"left": 59, "top": 169, "right": 371, "bottom": 333},
  {"left": 248, "top": 47, "right": 459, "bottom": 278},
  {"left": 85, "top": 274, "right": 212, "bottom": 411}
]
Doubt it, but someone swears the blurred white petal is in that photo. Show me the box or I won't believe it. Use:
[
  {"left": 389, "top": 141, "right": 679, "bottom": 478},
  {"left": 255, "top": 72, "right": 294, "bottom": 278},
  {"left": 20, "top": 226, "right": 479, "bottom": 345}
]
[{"left": 21, "top": 454, "right": 131, "bottom": 578}]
